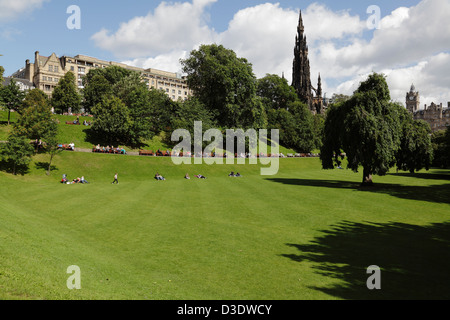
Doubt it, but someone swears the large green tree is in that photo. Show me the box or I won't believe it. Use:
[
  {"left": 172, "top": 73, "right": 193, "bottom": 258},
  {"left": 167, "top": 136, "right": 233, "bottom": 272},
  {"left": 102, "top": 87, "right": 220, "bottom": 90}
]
[
  {"left": 14, "top": 89, "right": 57, "bottom": 152},
  {"left": 181, "top": 44, "right": 266, "bottom": 129},
  {"left": 1, "top": 78, "right": 25, "bottom": 124},
  {"left": 0, "top": 130, "right": 34, "bottom": 175},
  {"left": 257, "top": 74, "right": 297, "bottom": 110},
  {"left": 396, "top": 108, "right": 433, "bottom": 173},
  {"left": 321, "top": 73, "right": 403, "bottom": 185},
  {"left": 431, "top": 127, "right": 450, "bottom": 168},
  {"left": 82, "top": 66, "right": 134, "bottom": 113},
  {"left": 81, "top": 73, "right": 112, "bottom": 114},
  {"left": 0, "top": 65, "right": 4, "bottom": 85},
  {"left": 91, "top": 96, "right": 132, "bottom": 145},
  {"left": 51, "top": 71, "right": 81, "bottom": 114}
]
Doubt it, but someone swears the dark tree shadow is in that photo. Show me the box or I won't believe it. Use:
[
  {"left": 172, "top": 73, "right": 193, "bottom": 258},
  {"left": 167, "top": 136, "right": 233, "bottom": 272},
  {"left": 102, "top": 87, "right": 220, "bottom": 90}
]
[
  {"left": 389, "top": 171, "right": 450, "bottom": 181},
  {"left": 0, "top": 160, "right": 30, "bottom": 175},
  {"left": 83, "top": 127, "right": 107, "bottom": 147},
  {"left": 34, "top": 161, "right": 58, "bottom": 172},
  {"left": 282, "top": 220, "right": 450, "bottom": 300},
  {"left": 266, "top": 178, "right": 450, "bottom": 205},
  {"left": 83, "top": 127, "right": 149, "bottom": 149}
]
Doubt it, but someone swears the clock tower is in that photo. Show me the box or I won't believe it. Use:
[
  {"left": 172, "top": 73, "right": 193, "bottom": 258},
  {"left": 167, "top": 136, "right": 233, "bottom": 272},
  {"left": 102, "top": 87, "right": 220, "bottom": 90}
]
[{"left": 406, "top": 84, "right": 420, "bottom": 113}]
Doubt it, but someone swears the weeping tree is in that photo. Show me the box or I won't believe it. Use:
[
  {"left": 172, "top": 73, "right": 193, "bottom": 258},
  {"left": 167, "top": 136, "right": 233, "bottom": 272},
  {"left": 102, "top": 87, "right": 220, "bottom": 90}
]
[
  {"left": 395, "top": 108, "right": 433, "bottom": 173},
  {"left": 321, "top": 73, "right": 403, "bottom": 186}
]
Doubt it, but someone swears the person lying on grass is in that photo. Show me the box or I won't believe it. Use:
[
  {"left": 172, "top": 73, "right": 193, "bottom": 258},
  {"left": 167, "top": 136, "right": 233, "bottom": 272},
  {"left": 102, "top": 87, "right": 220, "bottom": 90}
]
[{"left": 155, "top": 173, "right": 166, "bottom": 180}]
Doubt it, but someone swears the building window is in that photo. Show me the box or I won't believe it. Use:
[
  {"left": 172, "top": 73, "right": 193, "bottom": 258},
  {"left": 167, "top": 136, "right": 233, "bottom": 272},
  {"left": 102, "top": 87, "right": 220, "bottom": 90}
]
[
  {"left": 71, "top": 66, "right": 75, "bottom": 71},
  {"left": 48, "top": 77, "right": 52, "bottom": 82},
  {"left": 48, "top": 65, "right": 53, "bottom": 72},
  {"left": 78, "top": 67, "right": 85, "bottom": 74},
  {"left": 54, "top": 66, "right": 59, "bottom": 73}
]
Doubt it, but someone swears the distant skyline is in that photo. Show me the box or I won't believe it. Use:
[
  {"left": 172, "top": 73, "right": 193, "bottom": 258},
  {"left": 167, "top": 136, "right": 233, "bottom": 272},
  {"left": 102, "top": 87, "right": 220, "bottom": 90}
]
[{"left": 1, "top": 0, "right": 449, "bottom": 107}]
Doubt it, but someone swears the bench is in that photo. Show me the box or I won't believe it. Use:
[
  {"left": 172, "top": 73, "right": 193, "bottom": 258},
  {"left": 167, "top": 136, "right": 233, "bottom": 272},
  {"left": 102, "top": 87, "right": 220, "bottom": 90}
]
[{"left": 139, "top": 150, "right": 154, "bottom": 156}]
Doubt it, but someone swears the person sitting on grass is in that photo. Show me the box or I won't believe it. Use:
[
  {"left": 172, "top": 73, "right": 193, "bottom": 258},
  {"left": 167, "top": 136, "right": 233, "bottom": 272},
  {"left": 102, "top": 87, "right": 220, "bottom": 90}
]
[
  {"left": 72, "top": 177, "right": 81, "bottom": 184},
  {"left": 235, "top": 172, "right": 242, "bottom": 177},
  {"left": 228, "top": 171, "right": 235, "bottom": 177},
  {"left": 195, "top": 174, "right": 206, "bottom": 179},
  {"left": 61, "top": 174, "right": 68, "bottom": 184},
  {"left": 81, "top": 176, "right": 89, "bottom": 184},
  {"left": 155, "top": 173, "right": 166, "bottom": 181},
  {"left": 185, "top": 173, "right": 190, "bottom": 179}
]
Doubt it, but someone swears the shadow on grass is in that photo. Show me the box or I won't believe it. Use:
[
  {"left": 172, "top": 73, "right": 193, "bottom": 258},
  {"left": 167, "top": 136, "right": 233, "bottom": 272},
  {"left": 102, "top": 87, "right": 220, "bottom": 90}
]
[
  {"left": 35, "top": 161, "right": 58, "bottom": 173},
  {"left": 389, "top": 171, "right": 450, "bottom": 181},
  {"left": 266, "top": 178, "right": 450, "bottom": 205},
  {"left": 0, "top": 160, "right": 30, "bottom": 176},
  {"left": 83, "top": 127, "right": 149, "bottom": 149},
  {"left": 282, "top": 220, "right": 450, "bottom": 299}
]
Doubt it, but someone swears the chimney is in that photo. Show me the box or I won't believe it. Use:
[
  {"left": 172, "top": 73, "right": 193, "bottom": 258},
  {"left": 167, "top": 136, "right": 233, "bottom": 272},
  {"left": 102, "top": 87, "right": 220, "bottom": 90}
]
[{"left": 35, "top": 51, "right": 40, "bottom": 66}]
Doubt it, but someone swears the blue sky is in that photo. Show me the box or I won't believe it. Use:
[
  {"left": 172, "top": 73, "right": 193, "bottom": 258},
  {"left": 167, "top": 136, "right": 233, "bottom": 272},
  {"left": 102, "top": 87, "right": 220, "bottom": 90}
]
[{"left": 1, "top": 0, "right": 449, "bottom": 106}]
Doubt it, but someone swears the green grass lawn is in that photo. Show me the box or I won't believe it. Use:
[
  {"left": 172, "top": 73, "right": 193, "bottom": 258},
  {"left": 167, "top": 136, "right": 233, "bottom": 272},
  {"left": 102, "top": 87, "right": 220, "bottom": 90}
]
[
  {"left": 0, "top": 150, "right": 449, "bottom": 300},
  {"left": 1, "top": 111, "right": 299, "bottom": 155}
]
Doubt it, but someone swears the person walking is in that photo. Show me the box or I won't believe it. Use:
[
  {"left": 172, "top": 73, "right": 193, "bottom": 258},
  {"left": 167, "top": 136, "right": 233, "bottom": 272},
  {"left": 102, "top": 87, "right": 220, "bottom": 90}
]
[{"left": 112, "top": 173, "right": 119, "bottom": 184}]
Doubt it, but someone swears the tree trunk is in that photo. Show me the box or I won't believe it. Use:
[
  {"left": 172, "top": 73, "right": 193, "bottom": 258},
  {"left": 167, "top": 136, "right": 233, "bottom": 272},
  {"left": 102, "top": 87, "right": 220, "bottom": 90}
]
[
  {"left": 47, "top": 154, "right": 54, "bottom": 176},
  {"left": 361, "top": 167, "right": 373, "bottom": 186}
]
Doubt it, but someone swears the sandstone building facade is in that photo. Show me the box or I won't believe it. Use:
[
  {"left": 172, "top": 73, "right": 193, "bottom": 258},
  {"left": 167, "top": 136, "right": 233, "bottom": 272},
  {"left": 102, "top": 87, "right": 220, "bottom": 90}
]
[
  {"left": 12, "top": 51, "right": 191, "bottom": 101},
  {"left": 406, "top": 84, "right": 450, "bottom": 132}
]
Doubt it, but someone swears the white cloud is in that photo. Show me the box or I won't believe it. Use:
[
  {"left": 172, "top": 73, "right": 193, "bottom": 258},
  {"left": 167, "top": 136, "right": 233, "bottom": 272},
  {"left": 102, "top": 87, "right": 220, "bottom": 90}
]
[
  {"left": 91, "top": 0, "right": 218, "bottom": 59},
  {"left": 0, "top": 0, "right": 49, "bottom": 22},
  {"left": 122, "top": 50, "right": 189, "bottom": 74}
]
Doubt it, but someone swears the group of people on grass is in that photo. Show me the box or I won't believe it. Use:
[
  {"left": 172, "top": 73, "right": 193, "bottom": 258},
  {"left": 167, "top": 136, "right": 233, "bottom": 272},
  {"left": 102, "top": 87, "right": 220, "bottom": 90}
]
[
  {"left": 61, "top": 171, "right": 245, "bottom": 185},
  {"left": 61, "top": 174, "right": 89, "bottom": 184}
]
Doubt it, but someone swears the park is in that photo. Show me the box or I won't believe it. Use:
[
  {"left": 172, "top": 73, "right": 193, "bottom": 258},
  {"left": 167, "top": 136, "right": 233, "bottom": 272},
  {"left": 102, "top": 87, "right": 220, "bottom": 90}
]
[
  {"left": 0, "top": 111, "right": 449, "bottom": 299},
  {"left": 1, "top": 42, "right": 450, "bottom": 300}
]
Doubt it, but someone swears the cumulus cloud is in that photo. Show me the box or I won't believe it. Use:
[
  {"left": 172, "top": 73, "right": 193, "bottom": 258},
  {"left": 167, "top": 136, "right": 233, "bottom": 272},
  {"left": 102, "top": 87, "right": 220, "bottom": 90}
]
[
  {"left": 0, "top": 0, "right": 49, "bottom": 22},
  {"left": 91, "top": 0, "right": 218, "bottom": 58}
]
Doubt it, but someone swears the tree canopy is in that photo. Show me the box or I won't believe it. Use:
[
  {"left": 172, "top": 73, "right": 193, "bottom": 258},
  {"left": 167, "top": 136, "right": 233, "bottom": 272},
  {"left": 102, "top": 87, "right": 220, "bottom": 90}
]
[
  {"left": 320, "top": 73, "right": 421, "bottom": 185},
  {"left": 181, "top": 44, "right": 265, "bottom": 129},
  {"left": 51, "top": 71, "right": 81, "bottom": 114}
]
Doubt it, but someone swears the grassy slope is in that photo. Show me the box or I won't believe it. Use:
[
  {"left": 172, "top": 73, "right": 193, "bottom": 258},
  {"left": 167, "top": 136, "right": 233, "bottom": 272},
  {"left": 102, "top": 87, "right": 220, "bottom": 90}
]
[
  {"left": 0, "top": 111, "right": 298, "bottom": 155},
  {"left": 1, "top": 150, "right": 449, "bottom": 300}
]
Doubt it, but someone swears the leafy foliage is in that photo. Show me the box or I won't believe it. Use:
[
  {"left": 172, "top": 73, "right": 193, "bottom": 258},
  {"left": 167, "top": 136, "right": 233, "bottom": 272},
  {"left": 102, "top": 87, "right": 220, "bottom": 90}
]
[
  {"left": 91, "top": 96, "right": 132, "bottom": 145},
  {"left": 51, "top": 72, "right": 81, "bottom": 114},
  {"left": 0, "top": 131, "right": 34, "bottom": 175},
  {"left": 321, "top": 73, "right": 404, "bottom": 185},
  {"left": 14, "top": 90, "right": 56, "bottom": 143},
  {"left": 181, "top": 44, "right": 264, "bottom": 129}
]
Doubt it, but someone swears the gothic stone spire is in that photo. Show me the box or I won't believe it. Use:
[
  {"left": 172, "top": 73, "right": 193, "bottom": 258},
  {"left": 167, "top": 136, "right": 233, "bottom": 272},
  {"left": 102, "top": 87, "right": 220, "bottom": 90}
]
[{"left": 292, "top": 10, "right": 313, "bottom": 108}]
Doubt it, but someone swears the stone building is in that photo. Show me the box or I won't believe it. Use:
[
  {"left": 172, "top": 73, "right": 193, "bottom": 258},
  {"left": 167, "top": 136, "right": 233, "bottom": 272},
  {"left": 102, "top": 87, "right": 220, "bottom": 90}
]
[
  {"left": 11, "top": 51, "right": 191, "bottom": 101},
  {"left": 291, "top": 10, "right": 325, "bottom": 115},
  {"left": 406, "top": 84, "right": 450, "bottom": 132},
  {"left": 2, "top": 76, "right": 34, "bottom": 91}
]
